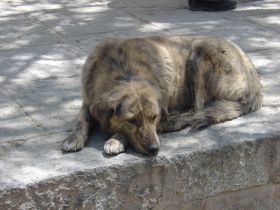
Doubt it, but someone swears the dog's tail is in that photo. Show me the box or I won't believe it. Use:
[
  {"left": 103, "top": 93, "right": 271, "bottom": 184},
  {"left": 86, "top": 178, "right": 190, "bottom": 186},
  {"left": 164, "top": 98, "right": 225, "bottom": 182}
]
[
  {"left": 159, "top": 91, "right": 262, "bottom": 133},
  {"left": 190, "top": 92, "right": 262, "bottom": 130}
]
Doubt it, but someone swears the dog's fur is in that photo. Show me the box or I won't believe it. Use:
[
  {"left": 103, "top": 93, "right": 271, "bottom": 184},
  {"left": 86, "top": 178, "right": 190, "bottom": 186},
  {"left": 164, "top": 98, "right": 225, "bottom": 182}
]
[{"left": 61, "top": 36, "right": 262, "bottom": 155}]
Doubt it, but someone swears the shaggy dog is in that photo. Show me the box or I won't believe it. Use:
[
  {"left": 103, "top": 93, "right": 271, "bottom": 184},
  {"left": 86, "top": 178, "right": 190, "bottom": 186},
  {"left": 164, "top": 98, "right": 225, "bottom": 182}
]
[{"left": 61, "top": 36, "right": 262, "bottom": 156}]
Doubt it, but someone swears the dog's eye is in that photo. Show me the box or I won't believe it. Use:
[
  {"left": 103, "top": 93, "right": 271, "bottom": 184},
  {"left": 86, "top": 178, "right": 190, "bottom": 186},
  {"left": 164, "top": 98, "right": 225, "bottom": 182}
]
[{"left": 127, "top": 118, "right": 137, "bottom": 125}]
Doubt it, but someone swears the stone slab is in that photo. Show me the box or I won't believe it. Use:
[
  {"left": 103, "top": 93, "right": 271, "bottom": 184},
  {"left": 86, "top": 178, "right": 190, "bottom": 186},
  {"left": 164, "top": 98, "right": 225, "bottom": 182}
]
[
  {"left": 248, "top": 12, "right": 280, "bottom": 32},
  {"left": 132, "top": 9, "right": 280, "bottom": 52},
  {"left": 69, "top": 26, "right": 168, "bottom": 53},
  {"left": 0, "top": 2, "right": 23, "bottom": 19},
  {"left": 234, "top": 0, "right": 280, "bottom": 15},
  {"left": 10, "top": 0, "right": 110, "bottom": 12},
  {"left": 0, "top": 91, "right": 44, "bottom": 143},
  {"left": 0, "top": 44, "right": 85, "bottom": 85},
  {"left": 0, "top": 117, "right": 280, "bottom": 209},
  {"left": 28, "top": 6, "right": 143, "bottom": 36},
  {"left": 0, "top": 18, "right": 60, "bottom": 50},
  {"left": 183, "top": 184, "right": 280, "bottom": 210},
  {"left": 0, "top": 0, "right": 280, "bottom": 209},
  {"left": 2, "top": 78, "right": 83, "bottom": 134},
  {"left": 248, "top": 50, "right": 280, "bottom": 76},
  {"left": 109, "top": 0, "right": 187, "bottom": 10}
]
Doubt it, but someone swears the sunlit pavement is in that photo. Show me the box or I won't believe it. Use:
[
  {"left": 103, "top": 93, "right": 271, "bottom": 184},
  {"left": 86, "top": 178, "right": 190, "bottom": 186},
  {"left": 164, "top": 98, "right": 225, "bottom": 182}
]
[{"left": 0, "top": 0, "right": 280, "bottom": 208}]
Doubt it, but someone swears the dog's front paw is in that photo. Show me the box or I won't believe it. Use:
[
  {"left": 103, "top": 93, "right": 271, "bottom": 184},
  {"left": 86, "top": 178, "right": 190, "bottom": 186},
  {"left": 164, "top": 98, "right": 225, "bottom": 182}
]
[
  {"left": 190, "top": 118, "right": 211, "bottom": 131},
  {"left": 159, "top": 117, "right": 190, "bottom": 133},
  {"left": 159, "top": 117, "right": 179, "bottom": 133},
  {"left": 104, "top": 139, "right": 125, "bottom": 155},
  {"left": 61, "top": 133, "right": 85, "bottom": 152}
]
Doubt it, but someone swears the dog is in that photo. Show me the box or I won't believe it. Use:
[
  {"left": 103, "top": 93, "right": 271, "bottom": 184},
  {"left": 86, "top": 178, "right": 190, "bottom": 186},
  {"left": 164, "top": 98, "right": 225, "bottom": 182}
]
[{"left": 61, "top": 36, "right": 262, "bottom": 156}]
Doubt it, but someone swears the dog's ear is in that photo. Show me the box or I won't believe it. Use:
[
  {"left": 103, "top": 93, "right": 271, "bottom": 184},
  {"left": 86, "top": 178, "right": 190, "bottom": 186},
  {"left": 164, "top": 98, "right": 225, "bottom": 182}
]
[
  {"left": 90, "top": 93, "right": 124, "bottom": 128},
  {"left": 90, "top": 103, "right": 115, "bottom": 128}
]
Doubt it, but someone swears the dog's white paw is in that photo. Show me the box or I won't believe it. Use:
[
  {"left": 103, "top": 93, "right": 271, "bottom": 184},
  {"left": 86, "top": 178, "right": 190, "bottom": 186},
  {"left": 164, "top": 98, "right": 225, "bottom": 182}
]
[{"left": 104, "top": 139, "right": 125, "bottom": 155}]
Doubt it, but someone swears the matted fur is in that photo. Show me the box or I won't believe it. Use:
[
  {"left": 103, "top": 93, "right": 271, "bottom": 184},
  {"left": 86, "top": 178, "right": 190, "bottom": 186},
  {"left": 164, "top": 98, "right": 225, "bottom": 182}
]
[{"left": 61, "top": 36, "right": 262, "bottom": 155}]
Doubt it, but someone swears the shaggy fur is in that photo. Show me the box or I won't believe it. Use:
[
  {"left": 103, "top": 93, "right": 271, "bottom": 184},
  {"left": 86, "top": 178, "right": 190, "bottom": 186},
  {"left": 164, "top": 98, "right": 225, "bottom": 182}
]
[{"left": 61, "top": 36, "right": 262, "bottom": 155}]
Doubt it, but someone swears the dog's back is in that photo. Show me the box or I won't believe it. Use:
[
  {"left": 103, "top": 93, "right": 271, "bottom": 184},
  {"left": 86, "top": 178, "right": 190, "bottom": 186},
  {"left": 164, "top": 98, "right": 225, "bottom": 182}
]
[{"left": 81, "top": 36, "right": 262, "bottom": 131}]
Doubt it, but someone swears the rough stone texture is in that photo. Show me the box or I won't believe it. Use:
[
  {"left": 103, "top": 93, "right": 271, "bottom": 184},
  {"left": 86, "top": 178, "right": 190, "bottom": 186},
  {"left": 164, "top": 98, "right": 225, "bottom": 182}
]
[
  {"left": 1, "top": 0, "right": 280, "bottom": 209},
  {"left": 1, "top": 133, "right": 280, "bottom": 209},
  {"left": 184, "top": 184, "right": 280, "bottom": 210}
]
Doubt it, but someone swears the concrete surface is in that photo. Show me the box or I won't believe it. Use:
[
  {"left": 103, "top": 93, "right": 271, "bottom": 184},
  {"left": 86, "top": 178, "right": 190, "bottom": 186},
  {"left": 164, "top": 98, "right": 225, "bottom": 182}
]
[{"left": 0, "top": 0, "right": 280, "bottom": 209}]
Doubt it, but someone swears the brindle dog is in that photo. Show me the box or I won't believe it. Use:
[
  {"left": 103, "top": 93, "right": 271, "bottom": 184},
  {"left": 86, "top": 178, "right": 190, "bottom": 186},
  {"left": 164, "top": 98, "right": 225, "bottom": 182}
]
[{"left": 61, "top": 36, "right": 262, "bottom": 156}]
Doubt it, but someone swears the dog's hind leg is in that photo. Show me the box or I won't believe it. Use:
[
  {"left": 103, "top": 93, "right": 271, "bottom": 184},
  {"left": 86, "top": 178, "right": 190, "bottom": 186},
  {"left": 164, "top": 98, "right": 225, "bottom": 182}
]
[
  {"left": 159, "top": 100, "right": 253, "bottom": 133},
  {"left": 104, "top": 133, "right": 128, "bottom": 155},
  {"left": 61, "top": 103, "right": 92, "bottom": 152}
]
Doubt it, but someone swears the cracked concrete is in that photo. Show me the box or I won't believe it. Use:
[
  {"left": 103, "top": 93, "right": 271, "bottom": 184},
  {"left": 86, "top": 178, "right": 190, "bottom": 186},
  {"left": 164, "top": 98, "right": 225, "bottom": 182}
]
[{"left": 0, "top": 0, "right": 280, "bottom": 209}]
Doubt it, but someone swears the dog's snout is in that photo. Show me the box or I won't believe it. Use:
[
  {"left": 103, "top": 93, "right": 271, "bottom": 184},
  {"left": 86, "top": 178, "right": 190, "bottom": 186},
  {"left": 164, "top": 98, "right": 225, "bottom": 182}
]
[{"left": 148, "top": 144, "right": 159, "bottom": 155}]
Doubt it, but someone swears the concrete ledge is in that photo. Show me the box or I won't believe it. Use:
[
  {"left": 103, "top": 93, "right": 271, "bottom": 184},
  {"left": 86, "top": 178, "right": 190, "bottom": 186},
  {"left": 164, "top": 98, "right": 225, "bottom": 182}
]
[
  {"left": 1, "top": 0, "right": 280, "bottom": 209},
  {"left": 1, "top": 111, "right": 280, "bottom": 209}
]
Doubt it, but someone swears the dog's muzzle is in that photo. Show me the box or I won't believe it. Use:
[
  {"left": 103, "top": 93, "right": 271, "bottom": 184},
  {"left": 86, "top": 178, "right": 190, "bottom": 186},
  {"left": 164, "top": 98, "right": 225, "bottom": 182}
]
[{"left": 147, "top": 144, "right": 159, "bottom": 155}]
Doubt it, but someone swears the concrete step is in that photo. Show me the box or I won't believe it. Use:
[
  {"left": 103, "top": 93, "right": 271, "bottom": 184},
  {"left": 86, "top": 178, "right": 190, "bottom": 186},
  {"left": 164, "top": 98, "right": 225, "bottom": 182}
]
[{"left": 0, "top": 0, "right": 280, "bottom": 209}]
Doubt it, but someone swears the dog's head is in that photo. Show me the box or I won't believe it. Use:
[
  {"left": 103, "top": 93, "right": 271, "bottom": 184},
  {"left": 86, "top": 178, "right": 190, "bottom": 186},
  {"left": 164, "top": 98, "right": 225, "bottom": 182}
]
[{"left": 92, "top": 81, "right": 164, "bottom": 155}]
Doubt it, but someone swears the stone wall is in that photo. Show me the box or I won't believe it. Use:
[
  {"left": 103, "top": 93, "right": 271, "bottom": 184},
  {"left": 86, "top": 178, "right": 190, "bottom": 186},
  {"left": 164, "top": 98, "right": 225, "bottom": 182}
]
[{"left": 1, "top": 136, "right": 280, "bottom": 210}]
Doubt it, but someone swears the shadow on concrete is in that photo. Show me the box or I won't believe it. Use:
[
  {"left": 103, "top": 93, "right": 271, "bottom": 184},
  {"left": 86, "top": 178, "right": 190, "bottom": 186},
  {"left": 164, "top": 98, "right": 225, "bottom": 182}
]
[{"left": 0, "top": 0, "right": 279, "bottom": 157}]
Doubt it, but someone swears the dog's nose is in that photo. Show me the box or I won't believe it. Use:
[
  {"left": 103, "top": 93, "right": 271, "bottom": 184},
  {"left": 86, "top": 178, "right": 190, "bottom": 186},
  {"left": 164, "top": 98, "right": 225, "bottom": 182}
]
[{"left": 148, "top": 144, "right": 159, "bottom": 155}]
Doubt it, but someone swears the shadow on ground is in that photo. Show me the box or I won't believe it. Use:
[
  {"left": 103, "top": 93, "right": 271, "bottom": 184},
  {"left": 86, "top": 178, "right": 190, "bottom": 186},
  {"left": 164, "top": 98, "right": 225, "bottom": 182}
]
[{"left": 0, "top": 0, "right": 279, "bottom": 157}]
